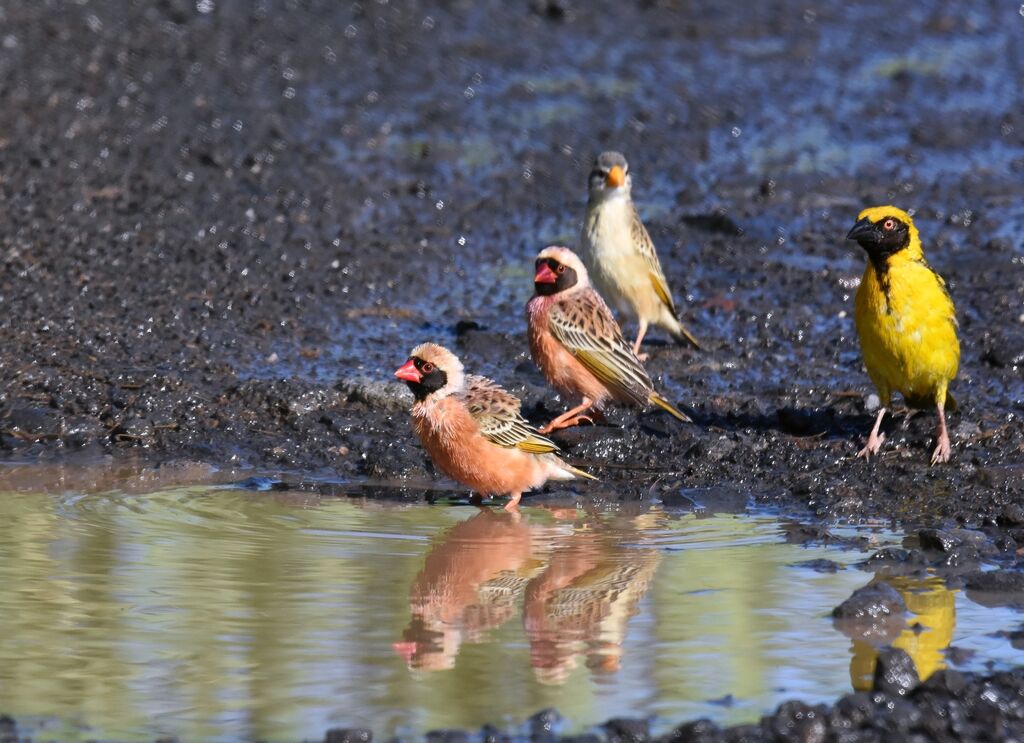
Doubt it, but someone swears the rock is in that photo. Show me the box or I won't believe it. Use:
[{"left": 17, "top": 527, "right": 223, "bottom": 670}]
[
  {"left": 702, "top": 435, "right": 737, "bottom": 461},
  {"left": 338, "top": 377, "right": 410, "bottom": 411},
  {"left": 287, "top": 388, "right": 336, "bottom": 415},
  {"left": 455, "top": 329, "right": 519, "bottom": 361},
  {"left": 680, "top": 210, "right": 744, "bottom": 236},
  {"left": 1000, "top": 504, "right": 1024, "bottom": 526},
  {"left": 953, "top": 420, "right": 982, "bottom": 440},
  {"left": 325, "top": 730, "right": 372, "bottom": 743},
  {"left": 782, "top": 523, "right": 836, "bottom": 545},
  {"left": 111, "top": 417, "right": 154, "bottom": 444},
  {"left": 833, "top": 691, "right": 875, "bottom": 728},
  {"left": 922, "top": 669, "right": 968, "bottom": 694},
  {"left": 453, "top": 319, "right": 482, "bottom": 336},
  {"left": 530, "top": 0, "right": 569, "bottom": 21},
  {"left": 794, "top": 558, "right": 842, "bottom": 573},
  {"left": 833, "top": 582, "right": 907, "bottom": 620},
  {"left": 918, "top": 528, "right": 959, "bottom": 552},
  {"left": 992, "top": 625, "right": 1024, "bottom": 650},
  {"left": 660, "top": 719, "right": 720, "bottom": 743},
  {"left": 765, "top": 700, "right": 827, "bottom": 743},
  {"left": 862, "top": 547, "right": 930, "bottom": 571},
  {"left": 528, "top": 708, "right": 562, "bottom": 740},
  {"left": 873, "top": 647, "right": 919, "bottom": 697},
  {"left": 478, "top": 724, "right": 506, "bottom": 743},
  {"left": 2, "top": 406, "right": 62, "bottom": 439},
  {"left": 425, "top": 731, "right": 469, "bottom": 743},
  {"left": 936, "top": 545, "right": 981, "bottom": 569},
  {"left": 603, "top": 718, "right": 650, "bottom": 743},
  {"left": 981, "top": 335, "right": 1024, "bottom": 369},
  {"left": 963, "top": 570, "right": 1024, "bottom": 594},
  {"left": 61, "top": 415, "right": 105, "bottom": 447},
  {"left": 674, "top": 487, "right": 750, "bottom": 515}
]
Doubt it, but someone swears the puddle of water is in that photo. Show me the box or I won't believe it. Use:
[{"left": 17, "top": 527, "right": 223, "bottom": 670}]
[{"left": 1, "top": 466, "right": 1022, "bottom": 742}]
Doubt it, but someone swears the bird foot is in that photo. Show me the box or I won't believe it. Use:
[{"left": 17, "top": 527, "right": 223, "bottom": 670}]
[
  {"left": 636, "top": 352, "right": 650, "bottom": 362},
  {"left": 539, "top": 415, "right": 594, "bottom": 434},
  {"left": 504, "top": 493, "right": 522, "bottom": 511},
  {"left": 857, "top": 432, "right": 886, "bottom": 460},
  {"left": 930, "top": 434, "right": 951, "bottom": 466}
]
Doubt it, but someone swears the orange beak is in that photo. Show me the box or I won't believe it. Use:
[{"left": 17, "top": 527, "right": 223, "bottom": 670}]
[
  {"left": 534, "top": 262, "right": 558, "bottom": 284},
  {"left": 394, "top": 359, "right": 422, "bottom": 383},
  {"left": 605, "top": 165, "right": 625, "bottom": 188}
]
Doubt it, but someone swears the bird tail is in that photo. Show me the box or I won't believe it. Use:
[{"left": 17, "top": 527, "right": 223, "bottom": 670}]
[
  {"left": 667, "top": 314, "right": 701, "bottom": 350},
  {"left": 649, "top": 392, "right": 692, "bottom": 423},
  {"left": 555, "top": 461, "right": 599, "bottom": 482}
]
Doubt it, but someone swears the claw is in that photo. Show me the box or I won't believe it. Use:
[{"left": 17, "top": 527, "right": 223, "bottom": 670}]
[
  {"left": 930, "top": 436, "right": 951, "bottom": 466},
  {"left": 857, "top": 431, "right": 886, "bottom": 460},
  {"left": 539, "top": 415, "right": 595, "bottom": 435}
]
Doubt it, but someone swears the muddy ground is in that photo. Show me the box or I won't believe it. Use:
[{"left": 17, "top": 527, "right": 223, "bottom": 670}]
[{"left": 1, "top": 0, "right": 1024, "bottom": 739}]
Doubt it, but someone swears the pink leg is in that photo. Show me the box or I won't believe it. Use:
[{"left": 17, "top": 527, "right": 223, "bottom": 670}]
[
  {"left": 539, "top": 397, "right": 596, "bottom": 434},
  {"left": 857, "top": 407, "right": 887, "bottom": 459},
  {"left": 632, "top": 319, "right": 649, "bottom": 362},
  {"left": 930, "top": 404, "right": 951, "bottom": 465},
  {"left": 504, "top": 492, "right": 522, "bottom": 512}
]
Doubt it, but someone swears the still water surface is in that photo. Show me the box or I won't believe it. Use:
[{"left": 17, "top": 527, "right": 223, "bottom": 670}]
[{"left": 0, "top": 463, "right": 1021, "bottom": 742}]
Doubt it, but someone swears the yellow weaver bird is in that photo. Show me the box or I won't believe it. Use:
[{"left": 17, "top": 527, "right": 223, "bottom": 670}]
[{"left": 846, "top": 206, "right": 960, "bottom": 465}]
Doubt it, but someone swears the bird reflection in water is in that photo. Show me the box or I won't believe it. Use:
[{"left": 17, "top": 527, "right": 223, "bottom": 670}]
[
  {"left": 840, "top": 575, "right": 956, "bottom": 691},
  {"left": 394, "top": 508, "right": 660, "bottom": 682}
]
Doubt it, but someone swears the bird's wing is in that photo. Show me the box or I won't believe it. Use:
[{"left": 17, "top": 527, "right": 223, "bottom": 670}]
[
  {"left": 462, "top": 375, "right": 559, "bottom": 454},
  {"left": 548, "top": 290, "right": 653, "bottom": 406},
  {"left": 630, "top": 204, "right": 678, "bottom": 316},
  {"left": 920, "top": 259, "right": 959, "bottom": 328}
]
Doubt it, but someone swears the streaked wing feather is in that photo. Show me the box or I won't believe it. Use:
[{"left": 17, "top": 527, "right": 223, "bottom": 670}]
[
  {"left": 549, "top": 291, "right": 653, "bottom": 406},
  {"left": 463, "top": 375, "right": 559, "bottom": 454},
  {"left": 630, "top": 205, "right": 678, "bottom": 316}
]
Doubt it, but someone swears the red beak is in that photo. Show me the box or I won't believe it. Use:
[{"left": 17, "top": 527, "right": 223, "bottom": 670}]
[
  {"left": 392, "top": 641, "right": 418, "bottom": 662},
  {"left": 534, "top": 263, "right": 558, "bottom": 284},
  {"left": 394, "top": 359, "right": 422, "bottom": 383}
]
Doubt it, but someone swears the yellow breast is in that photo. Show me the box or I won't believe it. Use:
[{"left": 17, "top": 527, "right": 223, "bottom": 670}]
[{"left": 854, "top": 254, "right": 959, "bottom": 407}]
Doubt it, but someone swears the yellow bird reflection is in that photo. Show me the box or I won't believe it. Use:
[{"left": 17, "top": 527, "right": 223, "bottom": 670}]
[{"left": 846, "top": 575, "right": 956, "bottom": 691}]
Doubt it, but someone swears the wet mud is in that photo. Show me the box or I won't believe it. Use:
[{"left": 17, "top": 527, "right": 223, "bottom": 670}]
[{"left": 1, "top": 0, "right": 1023, "bottom": 739}]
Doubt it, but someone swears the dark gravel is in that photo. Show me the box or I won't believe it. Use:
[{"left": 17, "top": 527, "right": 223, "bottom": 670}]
[{"left": 2, "top": 0, "right": 1024, "bottom": 740}]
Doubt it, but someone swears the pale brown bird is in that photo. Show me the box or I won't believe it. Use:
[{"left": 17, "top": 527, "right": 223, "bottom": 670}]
[
  {"left": 526, "top": 246, "right": 692, "bottom": 433},
  {"left": 394, "top": 343, "right": 596, "bottom": 510},
  {"left": 393, "top": 508, "right": 537, "bottom": 671},
  {"left": 582, "top": 151, "right": 699, "bottom": 359}
]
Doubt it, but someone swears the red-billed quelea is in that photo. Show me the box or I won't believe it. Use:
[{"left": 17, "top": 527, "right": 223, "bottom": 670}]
[
  {"left": 394, "top": 343, "right": 596, "bottom": 510},
  {"left": 526, "top": 246, "right": 692, "bottom": 434},
  {"left": 582, "top": 151, "right": 699, "bottom": 359}
]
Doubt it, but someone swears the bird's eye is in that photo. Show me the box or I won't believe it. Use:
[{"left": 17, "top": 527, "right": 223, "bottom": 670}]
[
  {"left": 883, "top": 218, "right": 895, "bottom": 231},
  {"left": 421, "top": 362, "right": 434, "bottom": 373},
  {"left": 556, "top": 264, "right": 566, "bottom": 274}
]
